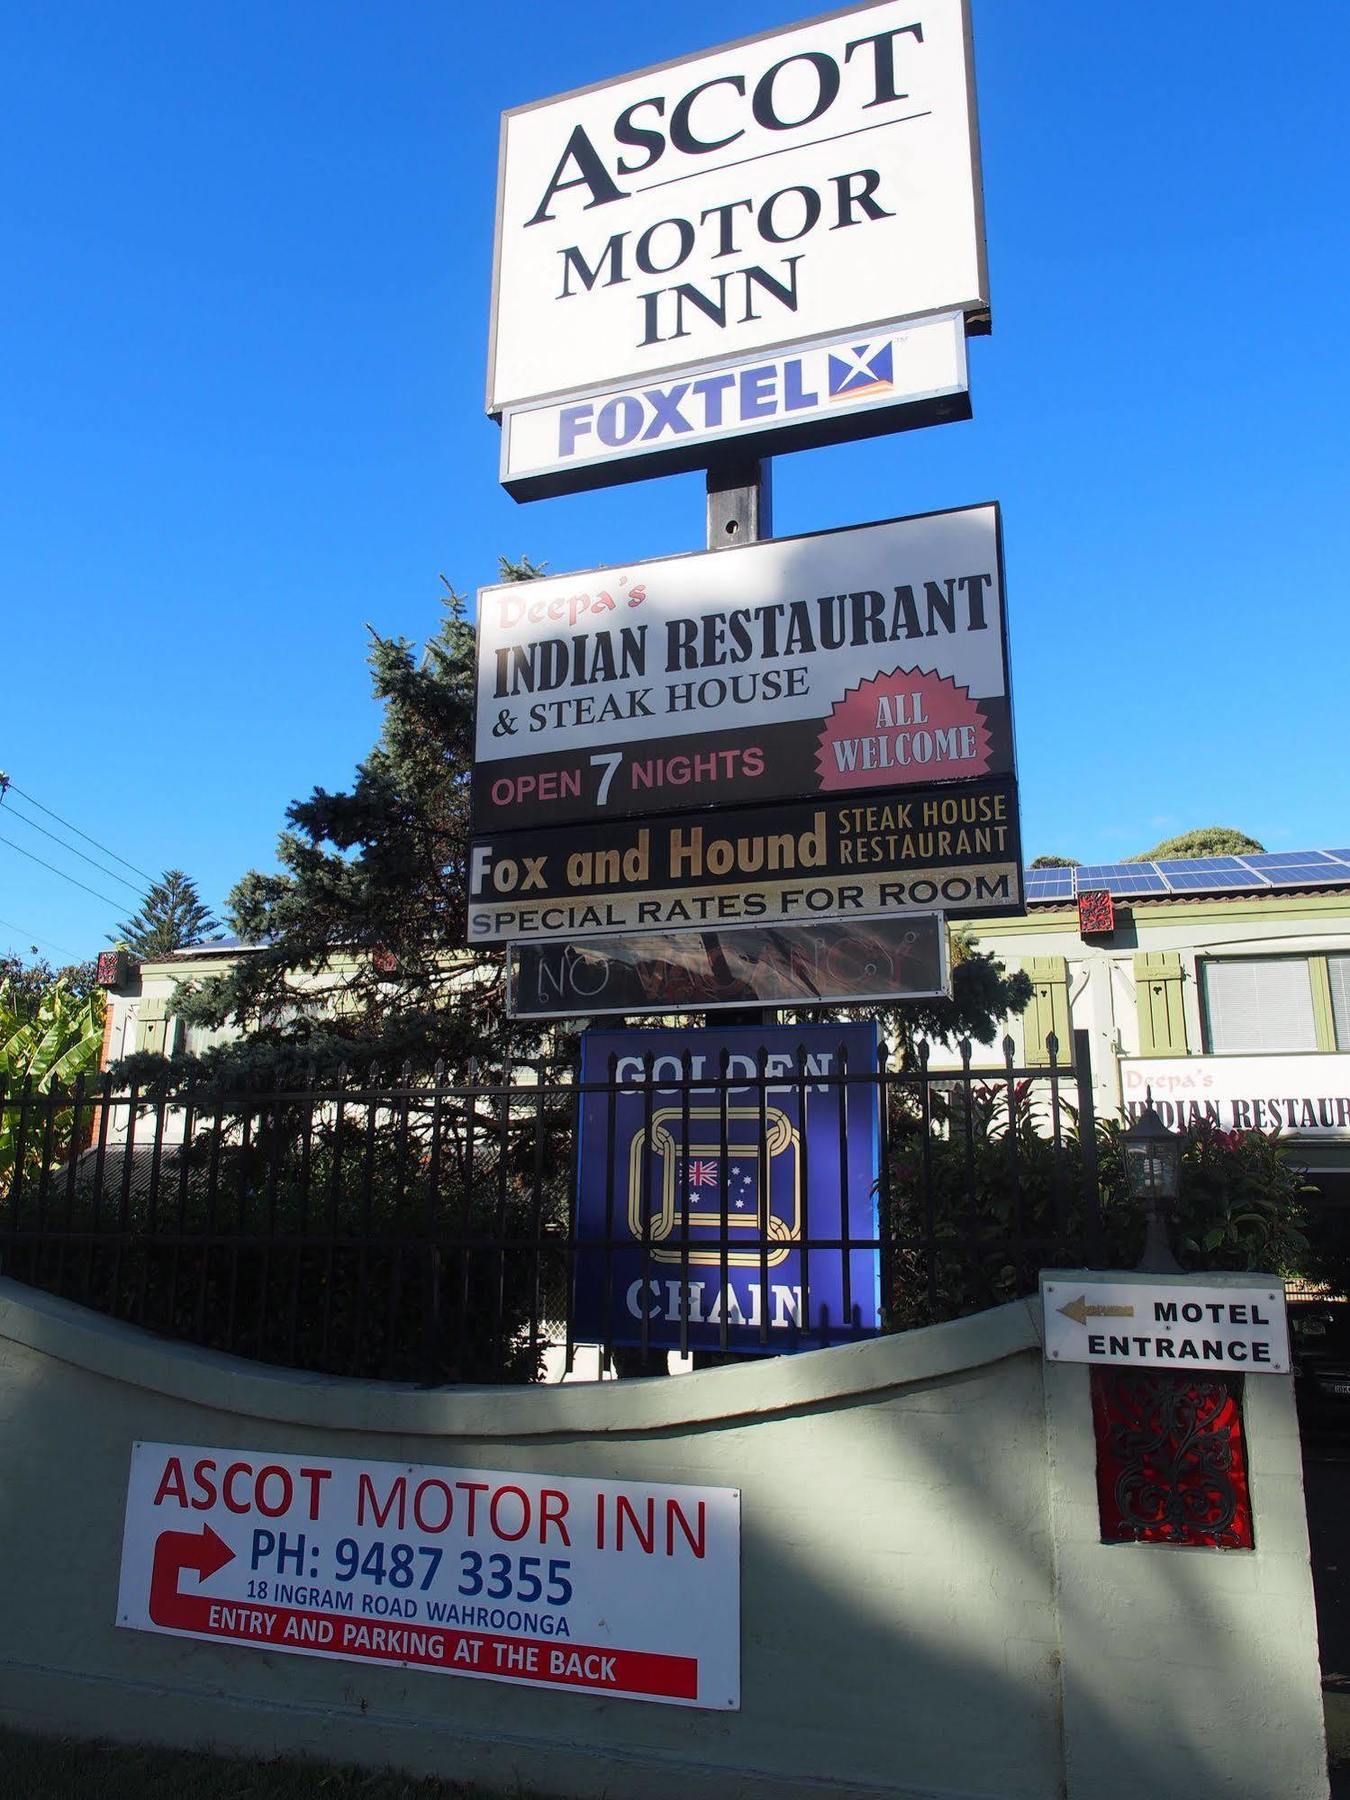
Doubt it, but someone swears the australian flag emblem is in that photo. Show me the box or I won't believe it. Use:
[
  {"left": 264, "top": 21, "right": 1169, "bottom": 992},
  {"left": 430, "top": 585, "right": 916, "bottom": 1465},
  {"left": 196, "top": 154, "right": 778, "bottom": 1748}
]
[{"left": 827, "top": 340, "right": 894, "bottom": 400}]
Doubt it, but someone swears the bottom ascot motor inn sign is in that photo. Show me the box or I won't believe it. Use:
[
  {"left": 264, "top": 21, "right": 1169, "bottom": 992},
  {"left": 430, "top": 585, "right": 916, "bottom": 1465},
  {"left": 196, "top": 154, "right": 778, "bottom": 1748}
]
[{"left": 118, "top": 1444, "right": 740, "bottom": 1708}]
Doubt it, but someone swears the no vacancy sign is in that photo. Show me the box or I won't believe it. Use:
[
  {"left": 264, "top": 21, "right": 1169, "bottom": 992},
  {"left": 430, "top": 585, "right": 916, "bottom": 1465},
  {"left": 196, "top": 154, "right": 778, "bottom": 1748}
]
[{"left": 118, "top": 1443, "right": 740, "bottom": 1709}]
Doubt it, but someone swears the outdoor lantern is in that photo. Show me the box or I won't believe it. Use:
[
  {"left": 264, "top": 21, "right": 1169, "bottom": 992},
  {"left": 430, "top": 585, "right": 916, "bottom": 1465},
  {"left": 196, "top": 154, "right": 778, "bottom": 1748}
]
[{"left": 1121, "top": 1091, "right": 1183, "bottom": 1273}]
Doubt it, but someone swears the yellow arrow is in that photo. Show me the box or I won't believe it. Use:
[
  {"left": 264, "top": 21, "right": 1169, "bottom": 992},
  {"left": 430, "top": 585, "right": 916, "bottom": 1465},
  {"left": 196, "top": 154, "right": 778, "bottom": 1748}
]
[{"left": 1058, "top": 1295, "right": 1135, "bottom": 1327}]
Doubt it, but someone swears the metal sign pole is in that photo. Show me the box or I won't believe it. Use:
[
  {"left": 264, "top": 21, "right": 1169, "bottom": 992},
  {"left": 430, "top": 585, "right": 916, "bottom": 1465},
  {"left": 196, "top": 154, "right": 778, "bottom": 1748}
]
[
  {"left": 708, "top": 456, "right": 774, "bottom": 1030},
  {"left": 706, "top": 456, "right": 773, "bottom": 550}
]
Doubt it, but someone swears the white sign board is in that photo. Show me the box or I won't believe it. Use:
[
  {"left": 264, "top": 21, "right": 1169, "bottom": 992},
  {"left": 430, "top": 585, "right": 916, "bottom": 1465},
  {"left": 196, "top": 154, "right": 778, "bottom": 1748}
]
[
  {"left": 488, "top": 0, "right": 987, "bottom": 493},
  {"left": 500, "top": 311, "right": 969, "bottom": 497},
  {"left": 473, "top": 503, "right": 1012, "bottom": 834},
  {"left": 1041, "top": 1277, "right": 1290, "bottom": 1375},
  {"left": 117, "top": 1443, "right": 740, "bottom": 1709},
  {"left": 1123, "top": 1054, "right": 1350, "bottom": 1140}
]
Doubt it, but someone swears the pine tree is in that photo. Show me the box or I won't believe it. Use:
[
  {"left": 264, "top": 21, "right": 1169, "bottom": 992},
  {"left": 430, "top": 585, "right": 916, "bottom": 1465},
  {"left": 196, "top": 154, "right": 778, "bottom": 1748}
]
[
  {"left": 173, "top": 568, "right": 546, "bottom": 1083},
  {"left": 112, "top": 870, "right": 222, "bottom": 959}
]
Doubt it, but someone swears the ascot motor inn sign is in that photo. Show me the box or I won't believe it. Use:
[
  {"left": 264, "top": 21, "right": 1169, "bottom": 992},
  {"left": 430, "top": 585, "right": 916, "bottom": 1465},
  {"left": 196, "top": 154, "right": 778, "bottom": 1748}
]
[
  {"left": 119, "top": 1444, "right": 740, "bottom": 1709},
  {"left": 488, "top": 0, "right": 988, "bottom": 495}
]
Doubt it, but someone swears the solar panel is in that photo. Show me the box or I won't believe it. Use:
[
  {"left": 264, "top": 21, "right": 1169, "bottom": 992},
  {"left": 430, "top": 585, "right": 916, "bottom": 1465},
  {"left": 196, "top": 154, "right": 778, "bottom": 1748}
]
[
  {"left": 1242, "top": 851, "right": 1338, "bottom": 869},
  {"left": 1025, "top": 868, "right": 1074, "bottom": 901},
  {"left": 1245, "top": 856, "right": 1350, "bottom": 885},
  {"left": 1023, "top": 849, "right": 1350, "bottom": 904},
  {"left": 1238, "top": 864, "right": 1348, "bottom": 887},
  {"left": 1161, "top": 869, "right": 1268, "bottom": 892},
  {"left": 1074, "top": 863, "right": 1147, "bottom": 884},
  {"left": 1155, "top": 857, "right": 1248, "bottom": 874},
  {"left": 1107, "top": 874, "right": 1169, "bottom": 895},
  {"left": 1072, "top": 866, "right": 1167, "bottom": 895}
]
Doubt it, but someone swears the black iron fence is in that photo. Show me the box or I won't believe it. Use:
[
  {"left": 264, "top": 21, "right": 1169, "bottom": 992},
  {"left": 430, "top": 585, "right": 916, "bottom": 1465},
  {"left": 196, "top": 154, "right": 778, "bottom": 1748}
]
[{"left": 0, "top": 1033, "right": 1103, "bottom": 1384}]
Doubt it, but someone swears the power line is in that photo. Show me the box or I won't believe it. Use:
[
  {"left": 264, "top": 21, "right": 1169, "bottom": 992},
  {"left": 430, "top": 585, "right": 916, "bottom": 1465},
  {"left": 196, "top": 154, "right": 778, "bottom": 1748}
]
[
  {"left": 0, "top": 828, "right": 128, "bottom": 909},
  {"left": 0, "top": 797, "right": 144, "bottom": 895},
  {"left": 0, "top": 774, "right": 155, "bottom": 883},
  {"left": 0, "top": 914, "right": 79, "bottom": 958}
]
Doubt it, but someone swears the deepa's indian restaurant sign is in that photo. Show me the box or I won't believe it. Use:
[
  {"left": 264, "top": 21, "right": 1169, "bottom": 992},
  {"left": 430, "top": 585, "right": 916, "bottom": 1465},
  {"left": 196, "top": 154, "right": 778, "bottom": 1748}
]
[
  {"left": 472, "top": 504, "right": 1012, "bottom": 831},
  {"left": 468, "top": 503, "right": 1021, "bottom": 945},
  {"left": 488, "top": 0, "right": 987, "bottom": 496},
  {"left": 1123, "top": 1055, "right": 1350, "bottom": 1141}
]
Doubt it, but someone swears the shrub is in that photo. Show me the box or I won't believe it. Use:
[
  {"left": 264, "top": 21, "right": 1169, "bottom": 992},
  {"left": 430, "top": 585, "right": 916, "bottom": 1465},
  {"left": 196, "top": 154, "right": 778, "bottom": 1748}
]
[{"left": 884, "top": 1082, "right": 1315, "bottom": 1329}]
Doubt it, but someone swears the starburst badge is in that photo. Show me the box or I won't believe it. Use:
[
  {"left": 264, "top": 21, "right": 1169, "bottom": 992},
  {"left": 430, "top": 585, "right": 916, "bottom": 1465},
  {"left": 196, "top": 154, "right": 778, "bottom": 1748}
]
[{"left": 815, "top": 667, "right": 993, "bottom": 791}]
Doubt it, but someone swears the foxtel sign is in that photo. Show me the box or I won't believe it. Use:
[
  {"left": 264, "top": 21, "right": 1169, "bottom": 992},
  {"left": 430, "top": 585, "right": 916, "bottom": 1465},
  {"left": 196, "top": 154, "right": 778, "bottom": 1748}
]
[
  {"left": 488, "top": 0, "right": 987, "bottom": 496},
  {"left": 500, "top": 314, "right": 969, "bottom": 498}
]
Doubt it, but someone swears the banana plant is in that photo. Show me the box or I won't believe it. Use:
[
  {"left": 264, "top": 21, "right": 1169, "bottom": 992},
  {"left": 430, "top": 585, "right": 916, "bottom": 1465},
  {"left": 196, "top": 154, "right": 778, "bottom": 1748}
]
[{"left": 0, "top": 979, "right": 105, "bottom": 1180}]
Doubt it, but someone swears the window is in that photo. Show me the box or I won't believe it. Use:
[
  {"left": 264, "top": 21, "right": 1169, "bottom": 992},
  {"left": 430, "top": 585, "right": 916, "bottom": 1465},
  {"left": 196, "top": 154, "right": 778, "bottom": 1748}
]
[
  {"left": 1330, "top": 956, "right": 1350, "bottom": 1050},
  {"left": 1202, "top": 958, "right": 1318, "bottom": 1053}
]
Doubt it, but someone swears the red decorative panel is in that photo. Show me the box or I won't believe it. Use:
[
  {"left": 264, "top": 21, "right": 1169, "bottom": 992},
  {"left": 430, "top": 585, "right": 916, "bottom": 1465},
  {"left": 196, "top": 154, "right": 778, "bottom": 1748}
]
[
  {"left": 1077, "top": 889, "right": 1115, "bottom": 937},
  {"left": 95, "top": 949, "right": 128, "bottom": 989},
  {"left": 1090, "top": 1367, "right": 1254, "bottom": 1549}
]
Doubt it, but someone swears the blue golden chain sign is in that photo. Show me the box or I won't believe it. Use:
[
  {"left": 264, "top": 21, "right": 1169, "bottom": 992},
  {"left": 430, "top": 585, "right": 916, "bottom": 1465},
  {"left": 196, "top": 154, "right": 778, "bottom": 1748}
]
[{"left": 575, "top": 1024, "right": 881, "bottom": 1353}]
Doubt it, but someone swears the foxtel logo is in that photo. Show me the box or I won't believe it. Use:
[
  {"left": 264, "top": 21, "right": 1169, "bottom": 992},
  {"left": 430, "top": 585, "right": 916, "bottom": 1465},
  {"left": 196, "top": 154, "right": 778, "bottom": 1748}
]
[
  {"left": 827, "top": 341, "right": 893, "bottom": 398},
  {"left": 557, "top": 359, "right": 823, "bottom": 457}
]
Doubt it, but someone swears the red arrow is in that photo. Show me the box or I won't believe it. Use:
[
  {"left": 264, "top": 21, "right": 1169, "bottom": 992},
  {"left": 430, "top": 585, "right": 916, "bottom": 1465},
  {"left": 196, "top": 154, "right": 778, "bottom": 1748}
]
[{"left": 149, "top": 1524, "right": 235, "bottom": 1630}]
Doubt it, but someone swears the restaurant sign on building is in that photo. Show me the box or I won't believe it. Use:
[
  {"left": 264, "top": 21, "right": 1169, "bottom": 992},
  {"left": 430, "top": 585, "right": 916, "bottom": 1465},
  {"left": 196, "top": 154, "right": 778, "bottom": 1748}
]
[
  {"left": 488, "top": 0, "right": 988, "bottom": 495},
  {"left": 1123, "top": 1055, "right": 1350, "bottom": 1140}
]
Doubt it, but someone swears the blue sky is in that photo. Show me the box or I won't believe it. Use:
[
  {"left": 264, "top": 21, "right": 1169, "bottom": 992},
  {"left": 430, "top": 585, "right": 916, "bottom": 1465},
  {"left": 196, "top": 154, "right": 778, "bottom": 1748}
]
[{"left": 3, "top": 0, "right": 1348, "bottom": 964}]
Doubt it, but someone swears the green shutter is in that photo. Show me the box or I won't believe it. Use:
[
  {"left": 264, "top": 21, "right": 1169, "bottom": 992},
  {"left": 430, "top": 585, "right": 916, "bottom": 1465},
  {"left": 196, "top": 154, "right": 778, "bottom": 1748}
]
[
  {"left": 1309, "top": 957, "right": 1337, "bottom": 1053},
  {"left": 135, "top": 997, "right": 168, "bottom": 1056},
  {"left": 1134, "top": 952, "right": 1188, "bottom": 1056},
  {"left": 1021, "top": 956, "right": 1070, "bottom": 1065}
]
